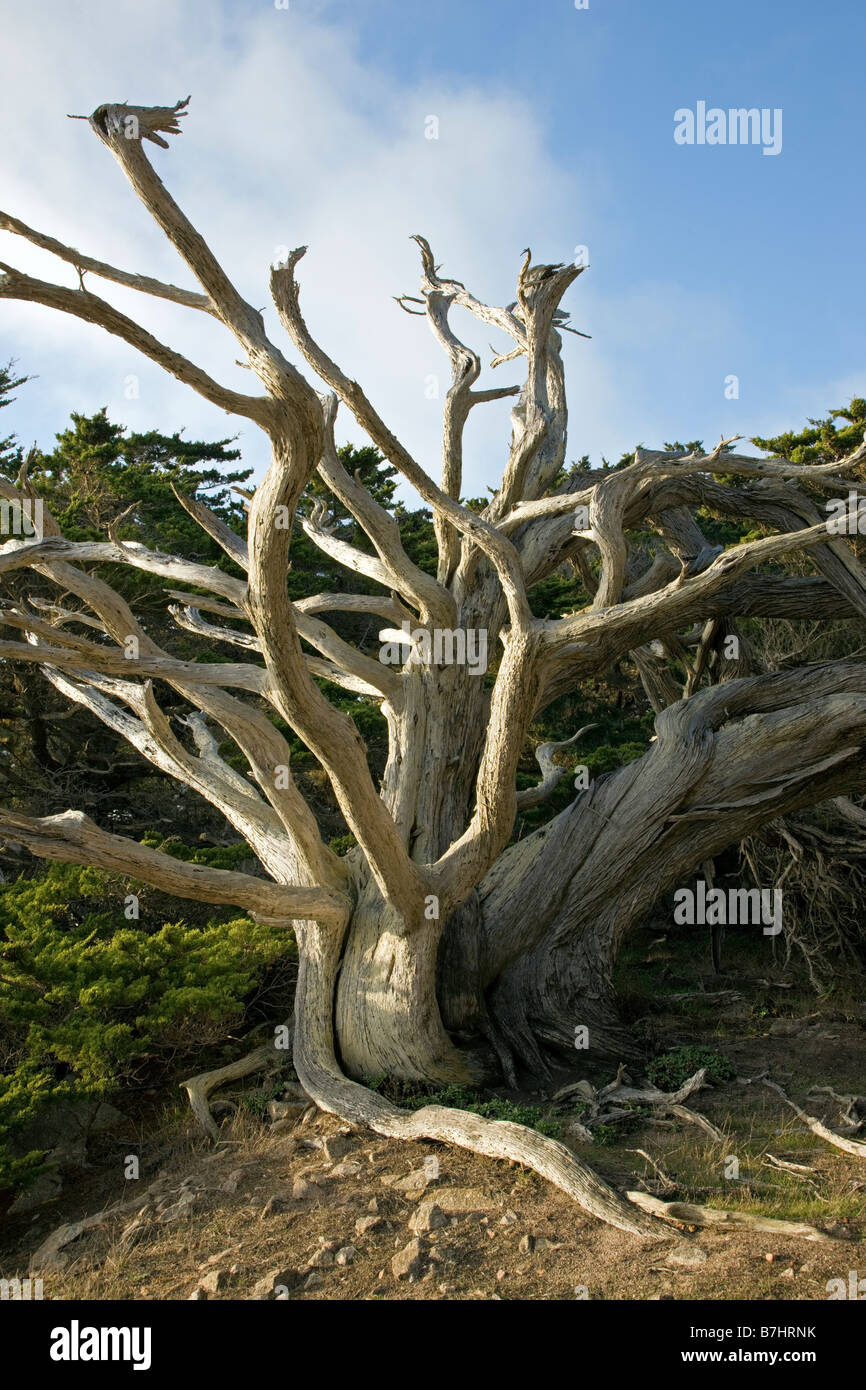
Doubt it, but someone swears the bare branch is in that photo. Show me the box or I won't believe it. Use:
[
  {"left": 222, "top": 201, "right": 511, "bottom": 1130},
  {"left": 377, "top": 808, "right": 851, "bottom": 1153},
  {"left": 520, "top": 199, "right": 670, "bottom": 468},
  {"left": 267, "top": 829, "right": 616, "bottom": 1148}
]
[
  {"left": 408, "top": 235, "right": 520, "bottom": 583},
  {"left": 270, "top": 251, "right": 532, "bottom": 630},
  {"left": 247, "top": 430, "right": 426, "bottom": 915},
  {"left": 0, "top": 208, "right": 215, "bottom": 314},
  {"left": 315, "top": 395, "right": 454, "bottom": 626},
  {"left": 516, "top": 724, "right": 599, "bottom": 810},
  {"left": 86, "top": 98, "right": 314, "bottom": 407},
  {"left": 170, "top": 601, "right": 400, "bottom": 701},
  {"left": 0, "top": 534, "right": 248, "bottom": 604},
  {"left": 0, "top": 264, "right": 272, "bottom": 425},
  {"left": 170, "top": 485, "right": 249, "bottom": 569},
  {"left": 0, "top": 808, "right": 348, "bottom": 926}
]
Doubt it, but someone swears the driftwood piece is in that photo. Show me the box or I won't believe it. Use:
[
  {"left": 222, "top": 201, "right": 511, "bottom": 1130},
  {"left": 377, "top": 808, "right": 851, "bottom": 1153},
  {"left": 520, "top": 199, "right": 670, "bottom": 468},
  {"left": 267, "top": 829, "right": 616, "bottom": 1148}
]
[{"left": 626, "top": 1191, "right": 831, "bottom": 1242}]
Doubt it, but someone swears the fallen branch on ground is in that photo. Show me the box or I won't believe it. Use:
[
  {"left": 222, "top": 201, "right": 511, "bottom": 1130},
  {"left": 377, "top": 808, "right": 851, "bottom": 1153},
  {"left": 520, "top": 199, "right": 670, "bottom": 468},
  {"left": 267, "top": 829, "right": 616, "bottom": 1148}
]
[
  {"left": 626, "top": 1191, "right": 831, "bottom": 1242},
  {"left": 739, "top": 1073, "right": 866, "bottom": 1159}
]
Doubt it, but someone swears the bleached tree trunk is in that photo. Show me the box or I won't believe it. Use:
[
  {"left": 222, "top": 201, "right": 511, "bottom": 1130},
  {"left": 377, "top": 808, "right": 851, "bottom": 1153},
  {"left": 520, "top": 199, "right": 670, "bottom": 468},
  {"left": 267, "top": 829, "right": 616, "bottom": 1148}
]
[{"left": 2, "top": 97, "right": 866, "bottom": 1236}]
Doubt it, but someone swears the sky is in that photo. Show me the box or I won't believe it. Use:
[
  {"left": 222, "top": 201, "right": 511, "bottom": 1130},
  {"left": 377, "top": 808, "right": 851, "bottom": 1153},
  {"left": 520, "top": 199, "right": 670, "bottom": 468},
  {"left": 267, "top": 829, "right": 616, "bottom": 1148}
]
[{"left": 0, "top": 0, "right": 864, "bottom": 504}]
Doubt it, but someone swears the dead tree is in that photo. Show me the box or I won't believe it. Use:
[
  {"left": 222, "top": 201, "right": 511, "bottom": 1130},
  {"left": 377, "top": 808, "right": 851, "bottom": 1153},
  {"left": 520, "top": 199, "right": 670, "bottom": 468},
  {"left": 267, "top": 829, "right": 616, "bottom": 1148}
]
[{"left": 2, "top": 99, "right": 866, "bottom": 1239}]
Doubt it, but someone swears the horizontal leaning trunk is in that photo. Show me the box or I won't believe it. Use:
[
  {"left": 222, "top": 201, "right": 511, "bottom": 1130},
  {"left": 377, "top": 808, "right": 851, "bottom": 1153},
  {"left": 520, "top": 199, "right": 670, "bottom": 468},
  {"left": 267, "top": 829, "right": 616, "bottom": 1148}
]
[
  {"left": 476, "top": 666, "right": 866, "bottom": 1080},
  {"left": 3, "top": 95, "right": 866, "bottom": 1236}
]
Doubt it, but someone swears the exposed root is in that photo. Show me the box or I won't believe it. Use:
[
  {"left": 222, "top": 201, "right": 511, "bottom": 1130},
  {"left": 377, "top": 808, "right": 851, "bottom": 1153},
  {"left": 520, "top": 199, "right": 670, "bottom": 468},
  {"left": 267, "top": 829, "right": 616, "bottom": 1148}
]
[
  {"left": 180, "top": 1022, "right": 293, "bottom": 1141},
  {"left": 303, "top": 1071, "right": 669, "bottom": 1240},
  {"left": 741, "top": 803, "right": 866, "bottom": 989},
  {"left": 555, "top": 1065, "right": 725, "bottom": 1142},
  {"left": 745, "top": 1074, "right": 866, "bottom": 1159},
  {"left": 179, "top": 1017, "right": 844, "bottom": 1247},
  {"left": 292, "top": 926, "right": 670, "bottom": 1239},
  {"left": 626, "top": 1191, "right": 832, "bottom": 1242},
  {"left": 183, "top": 1040, "right": 667, "bottom": 1236}
]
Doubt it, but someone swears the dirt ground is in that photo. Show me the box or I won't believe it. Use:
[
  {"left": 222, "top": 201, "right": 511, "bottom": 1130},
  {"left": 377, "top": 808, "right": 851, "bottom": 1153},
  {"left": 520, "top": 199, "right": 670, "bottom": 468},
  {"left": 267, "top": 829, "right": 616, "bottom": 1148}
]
[{"left": 2, "top": 921, "right": 864, "bottom": 1301}]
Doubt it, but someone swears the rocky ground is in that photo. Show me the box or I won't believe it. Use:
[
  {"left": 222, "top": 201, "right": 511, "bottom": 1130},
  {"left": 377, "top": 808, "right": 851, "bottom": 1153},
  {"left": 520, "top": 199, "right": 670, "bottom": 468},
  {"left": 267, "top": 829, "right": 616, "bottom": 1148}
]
[
  {"left": 1, "top": 1086, "right": 863, "bottom": 1301},
  {"left": 3, "top": 920, "right": 864, "bottom": 1301}
]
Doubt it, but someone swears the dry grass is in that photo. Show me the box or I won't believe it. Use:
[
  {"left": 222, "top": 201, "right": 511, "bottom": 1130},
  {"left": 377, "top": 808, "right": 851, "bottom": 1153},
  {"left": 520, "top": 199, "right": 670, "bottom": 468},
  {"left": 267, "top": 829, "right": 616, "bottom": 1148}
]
[{"left": 1, "top": 917, "right": 864, "bottom": 1301}]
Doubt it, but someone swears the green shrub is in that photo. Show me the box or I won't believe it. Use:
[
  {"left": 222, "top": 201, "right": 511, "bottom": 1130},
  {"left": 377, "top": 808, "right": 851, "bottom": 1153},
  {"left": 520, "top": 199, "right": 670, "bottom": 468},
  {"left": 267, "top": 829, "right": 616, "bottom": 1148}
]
[
  {"left": 0, "top": 860, "right": 291, "bottom": 1195},
  {"left": 646, "top": 1045, "right": 735, "bottom": 1091}
]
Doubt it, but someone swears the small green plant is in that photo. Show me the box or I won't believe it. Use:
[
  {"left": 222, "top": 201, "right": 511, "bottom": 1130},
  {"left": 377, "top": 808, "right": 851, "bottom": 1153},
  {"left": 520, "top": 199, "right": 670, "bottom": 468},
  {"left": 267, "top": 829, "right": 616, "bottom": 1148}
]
[
  {"left": 592, "top": 1124, "right": 617, "bottom": 1146},
  {"left": 646, "top": 1045, "right": 734, "bottom": 1091},
  {"left": 239, "top": 1072, "right": 292, "bottom": 1118}
]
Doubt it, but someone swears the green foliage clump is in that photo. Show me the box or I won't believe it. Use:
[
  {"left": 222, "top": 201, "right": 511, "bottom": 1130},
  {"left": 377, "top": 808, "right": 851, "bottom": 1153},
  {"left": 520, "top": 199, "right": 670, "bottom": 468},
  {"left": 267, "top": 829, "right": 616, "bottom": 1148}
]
[
  {"left": 752, "top": 397, "right": 865, "bottom": 465},
  {"left": 646, "top": 1045, "right": 735, "bottom": 1091},
  {"left": 582, "top": 741, "right": 647, "bottom": 777},
  {"left": 328, "top": 833, "right": 357, "bottom": 857},
  {"left": 0, "top": 861, "right": 290, "bottom": 1195}
]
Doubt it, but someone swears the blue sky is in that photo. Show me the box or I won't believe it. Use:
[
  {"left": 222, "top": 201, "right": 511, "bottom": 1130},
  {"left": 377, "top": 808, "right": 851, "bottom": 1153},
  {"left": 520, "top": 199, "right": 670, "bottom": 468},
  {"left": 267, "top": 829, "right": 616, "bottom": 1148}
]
[{"left": 1, "top": 0, "right": 863, "bottom": 499}]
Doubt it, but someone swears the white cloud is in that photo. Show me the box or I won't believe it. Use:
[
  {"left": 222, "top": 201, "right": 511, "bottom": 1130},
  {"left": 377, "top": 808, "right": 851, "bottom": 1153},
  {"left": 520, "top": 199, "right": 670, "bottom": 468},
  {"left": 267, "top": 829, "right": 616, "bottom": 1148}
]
[{"left": 0, "top": 0, "right": 761, "bottom": 505}]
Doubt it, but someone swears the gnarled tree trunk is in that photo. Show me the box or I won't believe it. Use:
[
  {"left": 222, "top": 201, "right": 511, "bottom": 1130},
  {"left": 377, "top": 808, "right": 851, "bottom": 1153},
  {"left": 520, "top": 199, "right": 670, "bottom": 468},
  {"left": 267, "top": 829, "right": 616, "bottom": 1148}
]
[{"left": 2, "top": 96, "right": 866, "bottom": 1235}]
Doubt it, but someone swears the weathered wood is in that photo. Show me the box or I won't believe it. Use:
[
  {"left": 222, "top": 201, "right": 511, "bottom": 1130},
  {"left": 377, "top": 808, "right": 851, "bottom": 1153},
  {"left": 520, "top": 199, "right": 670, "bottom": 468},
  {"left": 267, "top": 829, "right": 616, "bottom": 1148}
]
[
  {"left": 626, "top": 1191, "right": 831, "bottom": 1242},
  {"left": 2, "top": 96, "right": 866, "bottom": 1238}
]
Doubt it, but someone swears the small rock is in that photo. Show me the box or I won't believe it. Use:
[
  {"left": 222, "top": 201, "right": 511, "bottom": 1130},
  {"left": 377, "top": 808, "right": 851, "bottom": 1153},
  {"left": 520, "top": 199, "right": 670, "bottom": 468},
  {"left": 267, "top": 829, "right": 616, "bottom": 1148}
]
[
  {"left": 355, "top": 1215, "right": 385, "bottom": 1236},
  {"left": 409, "top": 1203, "right": 448, "bottom": 1234},
  {"left": 9, "top": 1171, "right": 63, "bottom": 1213},
  {"left": 330, "top": 1160, "right": 363, "bottom": 1178},
  {"left": 780, "top": 1266, "right": 795, "bottom": 1279},
  {"left": 250, "top": 1267, "right": 301, "bottom": 1299},
  {"left": 410, "top": 1188, "right": 493, "bottom": 1234},
  {"left": 335, "top": 1246, "right": 357, "bottom": 1266},
  {"left": 307, "top": 1247, "right": 335, "bottom": 1269},
  {"left": 269, "top": 1118, "right": 299, "bottom": 1136},
  {"left": 367, "top": 1197, "right": 379, "bottom": 1214},
  {"left": 292, "top": 1176, "right": 317, "bottom": 1201},
  {"left": 304, "top": 1271, "right": 324, "bottom": 1290},
  {"left": 199, "top": 1268, "right": 229, "bottom": 1294},
  {"left": 199, "top": 1247, "right": 235, "bottom": 1270},
  {"left": 158, "top": 1189, "right": 197, "bottom": 1223},
  {"left": 518, "top": 1234, "right": 535, "bottom": 1254},
  {"left": 189, "top": 1287, "right": 207, "bottom": 1300},
  {"left": 764, "top": 1252, "right": 775, "bottom": 1263},
  {"left": 666, "top": 1243, "right": 709, "bottom": 1268},
  {"left": 323, "top": 1132, "right": 355, "bottom": 1162},
  {"left": 496, "top": 1269, "right": 506, "bottom": 1282},
  {"left": 91, "top": 1102, "right": 130, "bottom": 1133},
  {"left": 499, "top": 1209, "right": 519, "bottom": 1226},
  {"left": 392, "top": 1237, "right": 428, "bottom": 1280},
  {"left": 267, "top": 1100, "right": 308, "bottom": 1124},
  {"left": 390, "top": 1168, "right": 431, "bottom": 1196},
  {"left": 281, "top": 1081, "right": 308, "bottom": 1101},
  {"left": 259, "top": 1194, "right": 290, "bottom": 1220}
]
